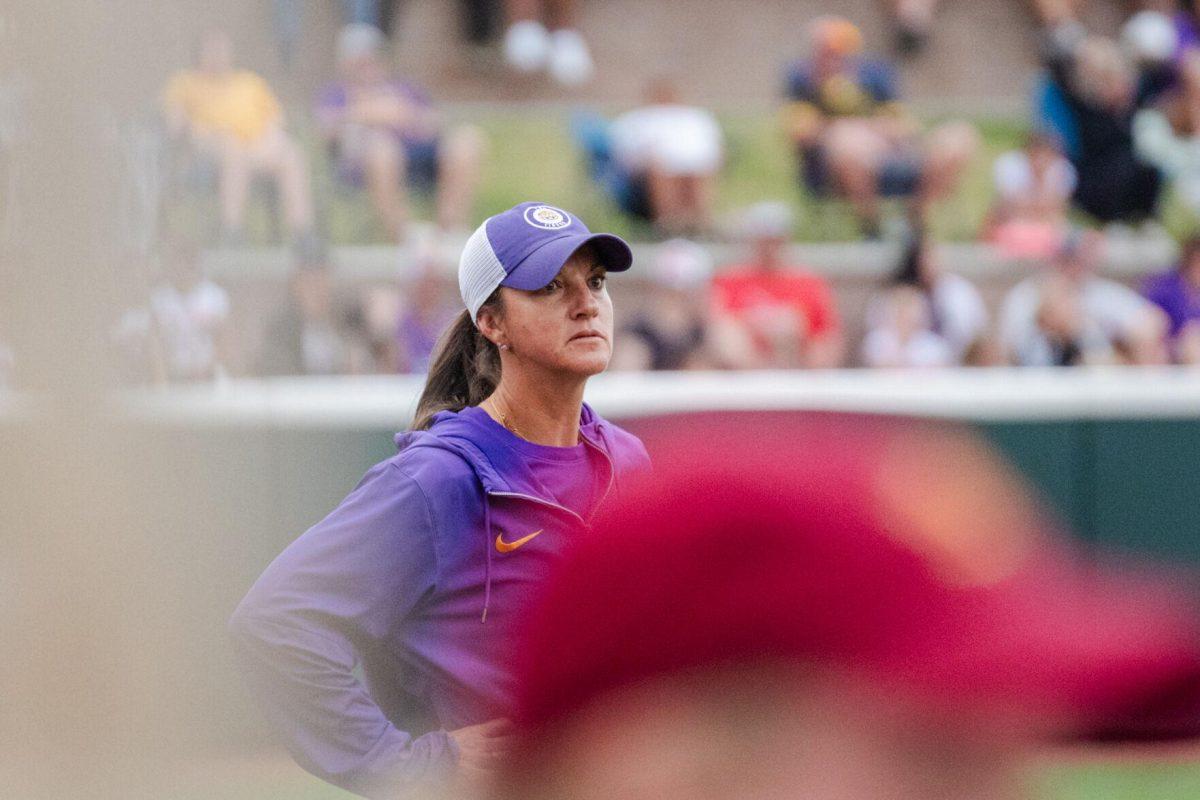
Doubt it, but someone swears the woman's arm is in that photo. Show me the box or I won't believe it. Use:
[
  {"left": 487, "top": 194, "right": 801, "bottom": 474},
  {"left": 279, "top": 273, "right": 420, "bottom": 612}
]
[{"left": 228, "top": 460, "right": 454, "bottom": 797}]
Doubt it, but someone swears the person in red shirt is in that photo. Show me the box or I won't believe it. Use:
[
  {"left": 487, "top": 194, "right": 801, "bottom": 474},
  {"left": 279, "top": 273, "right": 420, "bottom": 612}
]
[{"left": 710, "top": 202, "right": 844, "bottom": 368}]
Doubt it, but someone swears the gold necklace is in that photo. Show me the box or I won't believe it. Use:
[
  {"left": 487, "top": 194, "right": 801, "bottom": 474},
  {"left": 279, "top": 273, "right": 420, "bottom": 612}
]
[
  {"left": 491, "top": 397, "right": 524, "bottom": 439},
  {"left": 500, "top": 411, "right": 524, "bottom": 439}
]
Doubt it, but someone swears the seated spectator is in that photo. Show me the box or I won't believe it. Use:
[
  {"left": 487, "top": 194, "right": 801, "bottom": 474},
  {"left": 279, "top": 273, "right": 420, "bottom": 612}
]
[
  {"left": 258, "top": 248, "right": 372, "bottom": 376},
  {"left": 393, "top": 263, "right": 458, "bottom": 374},
  {"left": 503, "top": 0, "right": 594, "bottom": 86},
  {"left": 616, "top": 239, "right": 715, "bottom": 371},
  {"left": 317, "top": 24, "right": 485, "bottom": 242},
  {"left": 710, "top": 203, "right": 843, "bottom": 369},
  {"left": 1043, "top": 33, "right": 1171, "bottom": 224},
  {"left": 861, "top": 285, "right": 954, "bottom": 368},
  {"left": 609, "top": 79, "right": 723, "bottom": 236},
  {"left": 1000, "top": 230, "right": 1168, "bottom": 365},
  {"left": 113, "top": 239, "right": 232, "bottom": 384},
  {"left": 1135, "top": 50, "right": 1200, "bottom": 216},
  {"left": 1020, "top": 273, "right": 1113, "bottom": 366},
  {"left": 163, "top": 29, "right": 314, "bottom": 244},
  {"left": 782, "top": 17, "right": 978, "bottom": 238},
  {"left": 865, "top": 234, "right": 989, "bottom": 366},
  {"left": 1143, "top": 235, "right": 1200, "bottom": 363},
  {"left": 987, "top": 131, "right": 1076, "bottom": 259}
]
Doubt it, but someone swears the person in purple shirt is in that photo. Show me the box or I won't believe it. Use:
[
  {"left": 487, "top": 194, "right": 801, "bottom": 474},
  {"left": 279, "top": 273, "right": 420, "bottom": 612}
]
[
  {"left": 1144, "top": 235, "right": 1200, "bottom": 363},
  {"left": 393, "top": 264, "right": 458, "bottom": 374},
  {"left": 228, "top": 201, "right": 649, "bottom": 797},
  {"left": 317, "top": 23, "right": 485, "bottom": 242}
]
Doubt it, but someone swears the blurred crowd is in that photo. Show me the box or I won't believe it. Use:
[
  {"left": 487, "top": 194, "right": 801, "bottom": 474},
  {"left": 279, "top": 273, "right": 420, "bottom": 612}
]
[
  {"left": 108, "top": 201, "right": 1200, "bottom": 384},
  {"left": 15, "top": 0, "right": 1200, "bottom": 385}
]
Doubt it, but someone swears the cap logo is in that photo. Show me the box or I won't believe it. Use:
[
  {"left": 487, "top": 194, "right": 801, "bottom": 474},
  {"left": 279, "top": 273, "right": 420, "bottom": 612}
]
[{"left": 523, "top": 205, "right": 571, "bottom": 230}]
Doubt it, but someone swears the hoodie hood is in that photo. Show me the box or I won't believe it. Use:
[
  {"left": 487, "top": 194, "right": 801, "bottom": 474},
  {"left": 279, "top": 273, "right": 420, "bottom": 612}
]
[
  {"left": 395, "top": 402, "right": 639, "bottom": 624},
  {"left": 394, "top": 402, "right": 620, "bottom": 510}
]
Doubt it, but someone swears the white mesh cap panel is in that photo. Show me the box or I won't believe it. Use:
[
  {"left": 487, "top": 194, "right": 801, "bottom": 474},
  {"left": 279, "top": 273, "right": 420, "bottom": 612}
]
[{"left": 458, "top": 220, "right": 507, "bottom": 326}]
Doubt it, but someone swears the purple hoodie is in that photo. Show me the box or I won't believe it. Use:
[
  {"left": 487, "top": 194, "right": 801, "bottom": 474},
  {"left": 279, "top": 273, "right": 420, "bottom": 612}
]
[{"left": 228, "top": 403, "right": 649, "bottom": 797}]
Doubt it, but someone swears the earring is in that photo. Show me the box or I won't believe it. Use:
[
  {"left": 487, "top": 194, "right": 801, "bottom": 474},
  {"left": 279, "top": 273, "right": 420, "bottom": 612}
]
[{"left": 499, "top": 343, "right": 509, "bottom": 351}]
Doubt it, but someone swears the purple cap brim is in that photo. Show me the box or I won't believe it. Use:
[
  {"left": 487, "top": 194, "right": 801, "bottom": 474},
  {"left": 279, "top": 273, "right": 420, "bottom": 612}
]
[{"left": 501, "top": 233, "right": 633, "bottom": 291}]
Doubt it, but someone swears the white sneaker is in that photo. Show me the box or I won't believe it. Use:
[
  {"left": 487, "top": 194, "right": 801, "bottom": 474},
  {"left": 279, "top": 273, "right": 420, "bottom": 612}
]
[
  {"left": 504, "top": 20, "right": 551, "bottom": 73},
  {"left": 548, "top": 28, "right": 594, "bottom": 86}
]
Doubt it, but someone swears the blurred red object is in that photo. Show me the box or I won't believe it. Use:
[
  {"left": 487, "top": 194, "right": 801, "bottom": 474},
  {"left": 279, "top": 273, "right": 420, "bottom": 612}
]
[{"left": 511, "top": 413, "right": 1200, "bottom": 747}]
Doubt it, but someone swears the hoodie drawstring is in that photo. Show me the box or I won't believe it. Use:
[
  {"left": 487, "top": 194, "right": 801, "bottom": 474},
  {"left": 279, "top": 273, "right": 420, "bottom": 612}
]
[{"left": 481, "top": 497, "right": 493, "bottom": 624}]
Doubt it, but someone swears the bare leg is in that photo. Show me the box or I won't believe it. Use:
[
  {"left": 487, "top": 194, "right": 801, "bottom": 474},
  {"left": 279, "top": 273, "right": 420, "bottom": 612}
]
[
  {"left": 822, "top": 120, "right": 888, "bottom": 231},
  {"left": 244, "top": 128, "right": 315, "bottom": 237},
  {"left": 1028, "top": 0, "right": 1083, "bottom": 26},
  {"left": 542, "top": 0, "right": 577, "bottom": 30},
  {"left": 917, "top": 121, "right": 979, "bottom": 218},
  {"left": 676, "top": 173, "right": 716, "bottom": 235},
  {"left": 692, "top": 173, "right": 717, "bottom": 234},
  {"left": 1177, "top": 322, "right": 1200, "bottom": 365},
  {"left": 436, "top": 125, "right": 485, "bottom": 230},
  {"left": 1124, "top": 308, "right": 1171, "bottom": 365},
  {"left": 892, "top": 0, "right": 939, "bottom": 19},
  {"left": 505, "top": 0, "right": 540, "bottom": 23},
  {"left": 644, "top": 169, "right": 695, "bottom": 234},
  {"left": 362, "top": 133, "right": 408, "bottom": 241},
  {"left": 503, "top": 0, "right": 552, "bottom": 73},
  {"left": 273, "top": 136, "right": 314, "bottom": 234},
  {"left": 217, "top": 136, "right": 251, "bottom": 235}
]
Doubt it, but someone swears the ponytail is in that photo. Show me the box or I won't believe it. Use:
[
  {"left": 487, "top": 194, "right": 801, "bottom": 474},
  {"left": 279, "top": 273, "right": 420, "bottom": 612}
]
[{"left": 411, "top": 290, "right": 503, "bottom": 430}]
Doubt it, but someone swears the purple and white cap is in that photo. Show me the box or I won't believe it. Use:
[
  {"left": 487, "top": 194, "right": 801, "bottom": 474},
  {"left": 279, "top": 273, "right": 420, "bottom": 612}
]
[{"left": 458, "top": 202, "right": 634, "bottom": 324}]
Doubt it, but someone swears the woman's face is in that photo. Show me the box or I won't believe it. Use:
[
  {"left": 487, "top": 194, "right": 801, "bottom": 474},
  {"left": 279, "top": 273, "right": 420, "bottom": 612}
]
[{"left": 489, "top": 247, "right": 614, "bottom": 378}]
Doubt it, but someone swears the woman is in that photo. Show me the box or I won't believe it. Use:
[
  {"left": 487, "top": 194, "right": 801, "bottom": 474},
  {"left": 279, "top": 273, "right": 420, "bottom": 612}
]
[
  {"left": 228, "top": 201, "right": 649, "bottom": 798},
  {"left": 863, "top": 234, "right": 988, "bottom": 366}
]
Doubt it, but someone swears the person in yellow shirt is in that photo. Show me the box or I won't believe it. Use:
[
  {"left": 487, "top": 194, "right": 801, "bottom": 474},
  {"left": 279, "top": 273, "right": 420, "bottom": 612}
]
[
  {"left": 164, "top": 29, "right": 313, "bottom": 242},
  {"left": 781, "top": 17, "right": 977, "bottom": 238}
]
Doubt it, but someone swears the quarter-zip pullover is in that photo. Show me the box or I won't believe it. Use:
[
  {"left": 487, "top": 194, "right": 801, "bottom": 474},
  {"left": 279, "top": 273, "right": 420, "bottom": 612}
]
[{"left": 228, "top": 402, "right": 649, "bottom": 798}]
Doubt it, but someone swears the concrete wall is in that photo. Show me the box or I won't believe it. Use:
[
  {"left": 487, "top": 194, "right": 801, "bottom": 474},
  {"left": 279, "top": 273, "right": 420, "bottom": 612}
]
[{"left": 138, "top": 0, "right": 1133, "bottom": 112}]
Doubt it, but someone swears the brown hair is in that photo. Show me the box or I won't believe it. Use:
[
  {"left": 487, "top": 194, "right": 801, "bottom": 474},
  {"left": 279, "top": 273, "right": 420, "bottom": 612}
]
[{"left": 411, "top": 289, "right": 503, "bottom": 430}]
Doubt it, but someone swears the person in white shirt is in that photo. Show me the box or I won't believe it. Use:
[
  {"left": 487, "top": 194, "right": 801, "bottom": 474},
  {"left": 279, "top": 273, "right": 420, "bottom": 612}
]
[
  {"left": 861, "top": 285, "right": 955, "bottom": 368},
  {"left": 114, "top": 241, "right": 232, "bottom": 383},
  {"left": 999, "top": 230, "right": 1168, "bottom": 366},
  {"left": 1134, "top": 51, "right": 1200, "bottom": 215},
  {"left": 609, "top": 80, "right": 723, "bottom": 235},
  {"left": 864, "top": 234, "right": 989, "bottom": 365},
  {"left": 988, "top": 131, "right": 1076, "bottom": 258}
]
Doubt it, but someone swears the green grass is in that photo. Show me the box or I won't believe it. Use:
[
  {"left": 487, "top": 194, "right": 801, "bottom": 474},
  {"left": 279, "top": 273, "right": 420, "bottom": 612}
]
[
  {"left": 316, "top": 109, "right": 1031, "bottom": 244},
  {"left": 172, "top": 754, "right": 1200, "bottom": 799},
  {"left": 391, "top": 110, "right": 1023, "bottom": 243},
  {"left": 172, "top": 110, "right": 1200, "bottom": 246},
  {"left": 1035, "top": 759, "right": 1200, "bottom": 800}
]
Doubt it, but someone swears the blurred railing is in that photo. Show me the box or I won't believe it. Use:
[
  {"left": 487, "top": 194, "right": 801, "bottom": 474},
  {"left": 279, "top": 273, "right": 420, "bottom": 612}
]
[
  {"left": 100, "top": 367, "right": 1200, "bottom": 425},
  {"left": 6, "top": 367, "right": 1198, "bottom": 753}
]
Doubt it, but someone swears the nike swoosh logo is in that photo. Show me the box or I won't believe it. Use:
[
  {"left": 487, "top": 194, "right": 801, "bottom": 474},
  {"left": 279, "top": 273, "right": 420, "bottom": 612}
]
[{"left": 495, "top": 529, "right": 543, "bottom": 553}]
